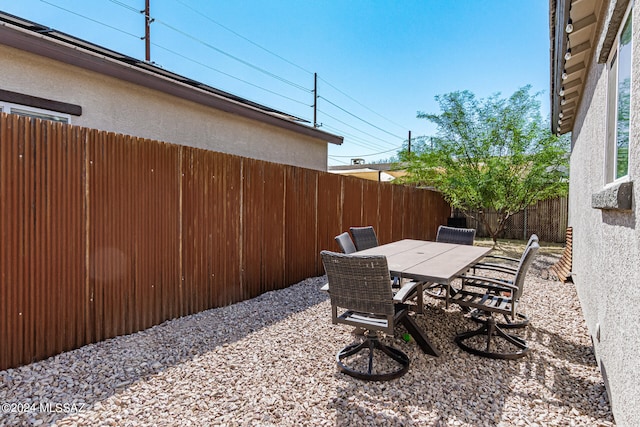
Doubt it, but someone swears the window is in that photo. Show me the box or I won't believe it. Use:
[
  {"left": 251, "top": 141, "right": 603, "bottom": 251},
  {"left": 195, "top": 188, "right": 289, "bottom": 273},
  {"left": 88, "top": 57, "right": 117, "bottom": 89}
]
[
  {"left": 606, "top": 4, "right": 633, "bottom": 182},
  {"left": 0, "top": 102, "right": 70, "bottom": 124}
]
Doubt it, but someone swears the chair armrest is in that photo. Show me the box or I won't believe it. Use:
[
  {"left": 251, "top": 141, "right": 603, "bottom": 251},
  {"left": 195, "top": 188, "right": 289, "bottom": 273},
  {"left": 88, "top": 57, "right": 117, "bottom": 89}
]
[
  {"left": 463, "top": 273, "right": 512, "bottom": 286},
  {"left": 458, "top": 274, "right": 518, "bottom": 292},
  {"left": 393, "top": 281, "right": 421, "bottom": 303},
  {"left": 320, "top": 283, "right": 330, "bottom": 292},
  {"left": 483, "top": 255, "right": 520, "bottom": 263},
  {"left": 472, "top": 262, "right": 518, "bottom": 274}
]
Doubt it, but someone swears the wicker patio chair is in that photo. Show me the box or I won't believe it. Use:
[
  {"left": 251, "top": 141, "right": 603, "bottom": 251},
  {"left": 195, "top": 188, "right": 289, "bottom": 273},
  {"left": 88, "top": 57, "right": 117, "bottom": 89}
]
[
  {"left": 435, "top": 225, "right": 476, "bottom": 245},
  {"left": 348, "top": 226, "right": 406, "bottom": 291},
  {"left": 449, "top": 241, "right": 539, "bottom": 359},
  {"left": 424, "top": 225, "right": 476, "bottom": 299},
  {"left": 320, "top": 250, "right": 421, "bottom": 381},
  {"left": 349, "top": 226, "right": 379, "bottom": 251},
  {"left": 334, "top": 232, "right": 357, "bottom": 254}
]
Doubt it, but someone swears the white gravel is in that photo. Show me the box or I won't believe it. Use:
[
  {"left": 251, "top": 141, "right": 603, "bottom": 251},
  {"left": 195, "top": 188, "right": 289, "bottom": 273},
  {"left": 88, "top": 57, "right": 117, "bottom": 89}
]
[{"left": 0, "top": 253, "right": 615, "bottom": 426}]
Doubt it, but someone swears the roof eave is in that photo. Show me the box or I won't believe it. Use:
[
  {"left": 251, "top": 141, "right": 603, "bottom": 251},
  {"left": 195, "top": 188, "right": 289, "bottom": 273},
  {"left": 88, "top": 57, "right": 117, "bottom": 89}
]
[
  {"left": 550, "top": 0, "right": 573, "bottom": 136},
  {"left": 0, "top": 17, "right": 343, "bottom": 146}
]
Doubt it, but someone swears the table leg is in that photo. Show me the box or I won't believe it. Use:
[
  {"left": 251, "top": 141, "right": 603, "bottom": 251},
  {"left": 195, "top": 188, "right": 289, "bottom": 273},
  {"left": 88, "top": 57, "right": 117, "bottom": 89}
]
[{"left": 400, "top": 314, "right": 440, "bottom": 357}]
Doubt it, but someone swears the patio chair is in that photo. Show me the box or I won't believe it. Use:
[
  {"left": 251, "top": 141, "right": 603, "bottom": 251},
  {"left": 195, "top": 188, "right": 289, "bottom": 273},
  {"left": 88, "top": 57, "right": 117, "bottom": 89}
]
[
  {"left": 449, "top": 241, "right": 539, "bottom": 359},
  {"left": 435, "top": 225, "right": 476, "bottom": 245},
  {"left": 472, "top": 234, "right": 539, "bottom": 274},
  {"left": 334, "top": 232, "right": 357, "bottom": 254},
  {"left": 424, "top": 225, "right": 476, "bottom": 299},
  {"left": 348, "top": 226, "right": 406, "bottom": 291},
  {"left": 467, "top": 234, "right": 539, "bottom": 328},
  {"left": 320, "top": 250, "right": 421, "bottom": 381},
  {"left": 349, "top": 226, "right": 379, "bottom": 251}
]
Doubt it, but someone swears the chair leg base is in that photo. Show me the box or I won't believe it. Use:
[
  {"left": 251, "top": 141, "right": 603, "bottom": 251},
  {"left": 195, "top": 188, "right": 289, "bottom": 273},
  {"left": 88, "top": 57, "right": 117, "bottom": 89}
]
[
  {"left": 424, "top": 283, "right": 447, "bottom": 299},
  {"left": 336, "top": 335, "right": 410, "bottom": 381},
  {"left": 470, "top": 309, "right": 530, "bottom": 329},
  {"left": 454, "top": 318, "right": 531, "bottom": 360}
]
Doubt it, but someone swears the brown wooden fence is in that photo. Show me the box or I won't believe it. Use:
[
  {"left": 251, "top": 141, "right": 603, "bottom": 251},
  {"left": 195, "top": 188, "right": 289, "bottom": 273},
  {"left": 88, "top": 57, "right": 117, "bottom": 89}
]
[
  {"left": 464, "top": 196, "right": 569, "bottom": 243},
  {"left": 0, "top": 114, "right": 450, "bottom": 370}
]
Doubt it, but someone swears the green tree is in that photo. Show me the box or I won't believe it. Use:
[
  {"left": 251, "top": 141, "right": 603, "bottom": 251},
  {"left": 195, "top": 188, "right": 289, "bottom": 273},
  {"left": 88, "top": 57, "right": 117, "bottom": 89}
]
[{"left": 399, "top": 86, "right": 569, "bottom": 244}]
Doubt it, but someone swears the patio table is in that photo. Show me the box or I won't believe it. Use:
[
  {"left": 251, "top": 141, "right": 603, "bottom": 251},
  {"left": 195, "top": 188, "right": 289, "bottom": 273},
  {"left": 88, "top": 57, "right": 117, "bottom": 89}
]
[{"left": 356, "top": 239, "right": 491, "bottom": 357}]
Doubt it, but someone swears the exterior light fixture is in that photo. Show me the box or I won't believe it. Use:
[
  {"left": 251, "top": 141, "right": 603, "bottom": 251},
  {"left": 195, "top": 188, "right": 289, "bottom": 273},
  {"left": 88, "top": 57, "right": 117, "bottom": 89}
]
[
  {"left": 559, "top": 112, "right": 564, "bottom": 118},
  {"left": 565, "top": 48, "right": 572, "bottom": 61},
  {"left": 559, "top": 87, "right": 565, "bottom": 96},
  {"left": 558, "top": 119, "right": 563, "bottom": 125},
  {"left": 557, "top": 126, "right": 561, "bottom": 133},
  {"left": 561, "top": 98, "right": 567, "bottom": 106},
  {"left": 562, "top": 70, "right": 568, "bottom": 80},
  {"left": 566, "top": 18, "right": 573, "bottom": 33}
]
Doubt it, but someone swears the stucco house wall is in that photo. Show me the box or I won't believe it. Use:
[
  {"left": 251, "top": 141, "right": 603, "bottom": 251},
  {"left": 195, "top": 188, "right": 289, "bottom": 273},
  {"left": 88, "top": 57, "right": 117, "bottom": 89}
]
[
  {"left": 0, "top": 17, "right": 341, "bottom": 171},
  {"left": 556, "top": 2, "right": 640, "bottom": 425}
]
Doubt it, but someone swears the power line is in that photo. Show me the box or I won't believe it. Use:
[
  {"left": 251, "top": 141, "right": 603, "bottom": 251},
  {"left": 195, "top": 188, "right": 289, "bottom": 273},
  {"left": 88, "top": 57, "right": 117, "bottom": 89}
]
[
  {"left": 40, "top": 0, "right": 140, "bottom": 39},
  {"left": 105, "top": 0, "right": 138, "bottom": 13},
  {"left": 318, "top": 76, "right": 412, "bottom": 132},
  {"left": 321, "top": 124, "right": 395, "bottom": 152},
  {"left": 171, "top": 0, "right": 314, "bottom": 76},
  {"left": 107, "top": 0, "right": 312, "bottom": 93},
  {"left": 327, "top": 156, "right": 351, "bottom": 165},
  {"left": 150, "top": 43, "right": 312, "bottom": 110},
  {"left": 107, "top": 0, "right": 408, "bottom": 156},
  {"left": 148, "top": 1, "right": 410, "bottom": 153},
  {"left": 155, "top": 20, "right": 311, "bottom": 93},
  {"left": 39, "top": 0, "right": 312, "bottom": 113},
  {"left": 318, "top": 109, "right": 398, "bottom": 148},
  {"left": 329, "top": 146, "right": 403, "bottom": 158},
  {"left": 318, "top": 96, "right": 404, "bottom": 141}
]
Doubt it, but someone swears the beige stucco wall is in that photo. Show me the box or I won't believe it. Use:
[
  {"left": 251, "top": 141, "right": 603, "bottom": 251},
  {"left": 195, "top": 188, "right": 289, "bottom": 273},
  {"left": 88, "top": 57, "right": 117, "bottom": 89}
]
[
  {"left": 0, "top": 44, "right": 329, "bottom": 171},
  {"left": 567, "top": 5, "right": 640, "bottom": 425}
]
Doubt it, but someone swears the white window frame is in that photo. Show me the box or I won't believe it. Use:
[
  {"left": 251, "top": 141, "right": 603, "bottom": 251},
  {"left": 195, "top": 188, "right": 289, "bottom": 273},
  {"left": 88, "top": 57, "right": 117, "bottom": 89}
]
[
  {"left": 0, "top": 101, "right": 71, "bottom": 124},
  {"left": 605, "top": 2, "right": 633, "bottom": 185}
]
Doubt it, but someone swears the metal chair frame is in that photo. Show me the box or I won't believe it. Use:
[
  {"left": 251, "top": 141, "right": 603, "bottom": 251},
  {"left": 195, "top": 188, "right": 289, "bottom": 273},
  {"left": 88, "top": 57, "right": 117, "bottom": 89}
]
[
  {"left": 467, "top": 234, "right": 539, "bottom": 328},
  {"left": 449, "top": 242, "right": 540, "bottom": 359}
]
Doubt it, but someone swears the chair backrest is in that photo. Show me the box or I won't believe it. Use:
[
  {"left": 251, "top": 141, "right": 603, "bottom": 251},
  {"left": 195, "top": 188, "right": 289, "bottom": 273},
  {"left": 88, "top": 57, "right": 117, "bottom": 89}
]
[
  {"left": 517, "top": 234, "right": 539, "bottom": 263},
  {"left": 512, "top": 241, "right": 540, "bottom": 300},
  {"left": 436, "top": 225, "right": 476, "bottom": 245},
  {"left": 335, "top": 232, "right": 357, "bottom": 254},
  {"left": 349, "top": 226, "right": 379, "bottom": 251},
  {"left": 320, "top": 250, "right": 394, "bottom": 325}
]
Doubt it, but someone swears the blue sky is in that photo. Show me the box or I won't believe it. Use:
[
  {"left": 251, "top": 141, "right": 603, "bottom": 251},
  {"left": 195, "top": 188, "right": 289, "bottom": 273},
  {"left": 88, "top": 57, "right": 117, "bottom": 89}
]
[{"left": 0, "top": 0, "right": 551, "bottom": 166}]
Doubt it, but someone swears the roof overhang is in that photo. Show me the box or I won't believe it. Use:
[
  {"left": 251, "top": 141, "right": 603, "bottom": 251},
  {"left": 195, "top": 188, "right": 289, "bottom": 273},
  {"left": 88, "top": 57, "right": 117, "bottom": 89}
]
[
  {"left": 549, "top": 0, "right": 603, "bottom": 135},
  {"left": 0, "top": 12, "right": 343, "bottom": 146}
]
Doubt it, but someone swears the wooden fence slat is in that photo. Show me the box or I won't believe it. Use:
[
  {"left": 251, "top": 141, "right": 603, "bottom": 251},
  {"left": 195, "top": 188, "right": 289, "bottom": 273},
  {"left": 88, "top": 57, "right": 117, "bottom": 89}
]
[
  {"left": 465, "top": 196, "right": 569, "bottom": 243},
  {"left": 550, "top": 227, "right": 573, "bottom": 282}
]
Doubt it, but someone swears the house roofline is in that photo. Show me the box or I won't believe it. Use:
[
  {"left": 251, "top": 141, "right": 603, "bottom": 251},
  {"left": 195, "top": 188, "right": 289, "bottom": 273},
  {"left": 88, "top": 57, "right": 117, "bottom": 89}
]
[
  {"left": 0, "top": 12, "right": 343, "bottom": 146},
  {"left": 549, "top": 0, "right": 573, "bottom": 135}
]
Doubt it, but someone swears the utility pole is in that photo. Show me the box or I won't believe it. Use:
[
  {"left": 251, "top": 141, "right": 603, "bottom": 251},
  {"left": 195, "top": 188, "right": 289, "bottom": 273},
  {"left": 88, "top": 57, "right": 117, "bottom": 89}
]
[
  {"left": 313, "top": 73, "right": 318, "bottom": 127},
  {"left": 408, "top": 130, "right": 412, "bottom": 156},
  {"left": 144, "top": 0, "right": 151, "bottom": 61}
]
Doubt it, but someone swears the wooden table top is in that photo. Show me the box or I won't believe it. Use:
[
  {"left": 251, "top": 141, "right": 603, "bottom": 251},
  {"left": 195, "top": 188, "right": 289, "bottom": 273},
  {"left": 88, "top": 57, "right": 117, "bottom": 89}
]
[{"left": 356, "top": 239, "right": 491, "bottom": 284}]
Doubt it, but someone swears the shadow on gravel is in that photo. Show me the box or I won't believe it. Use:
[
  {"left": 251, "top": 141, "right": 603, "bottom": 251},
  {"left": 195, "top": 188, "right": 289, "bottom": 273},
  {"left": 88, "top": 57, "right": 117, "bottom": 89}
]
[
  {"left": 527, "top": 325, "right": 598, "bottom": 366},
  {"left": 0, "top": 277, "right": 329, "bottom": 426}
]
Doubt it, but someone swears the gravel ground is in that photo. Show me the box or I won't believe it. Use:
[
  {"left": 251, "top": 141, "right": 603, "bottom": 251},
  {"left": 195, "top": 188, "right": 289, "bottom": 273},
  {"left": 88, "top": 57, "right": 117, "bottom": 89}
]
[{"left": 0, "top": 253, "right": 615, "bottom": 426}]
